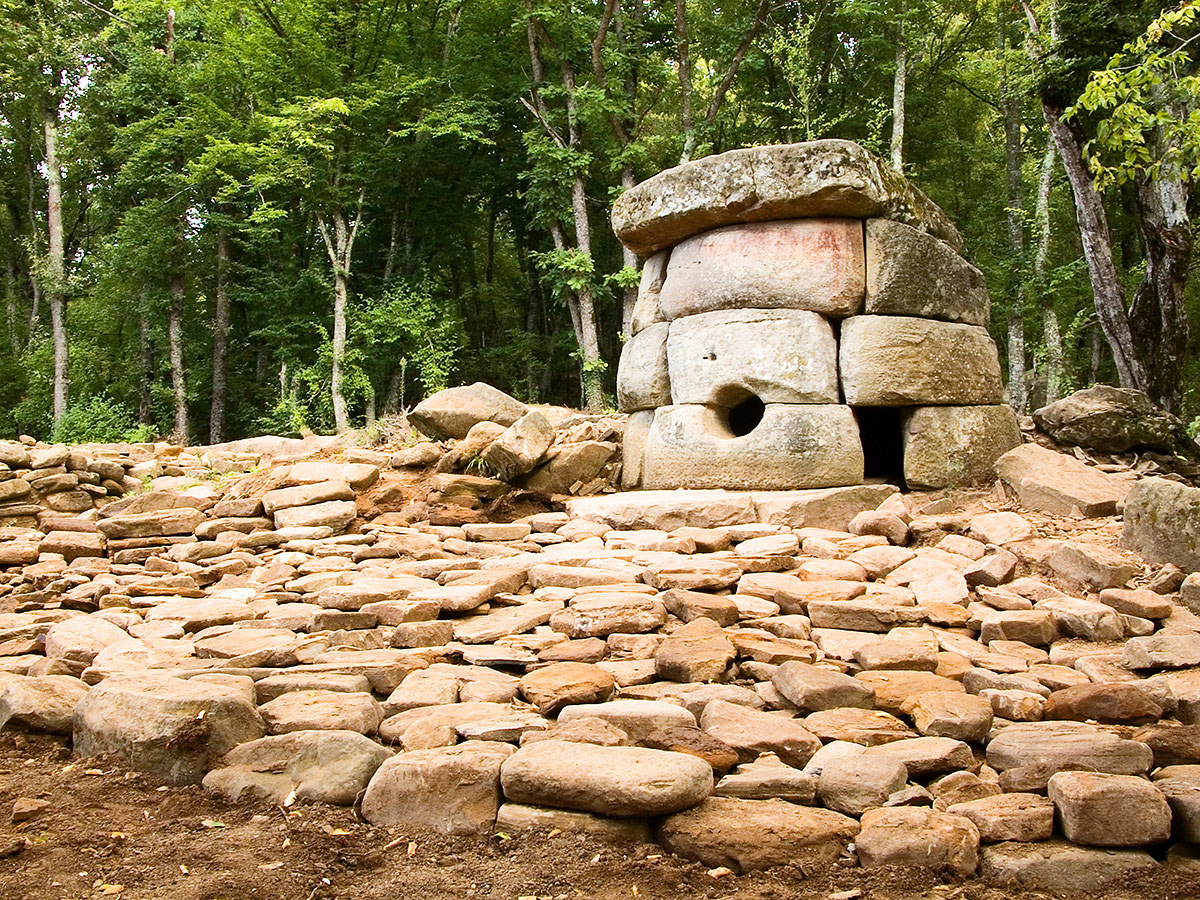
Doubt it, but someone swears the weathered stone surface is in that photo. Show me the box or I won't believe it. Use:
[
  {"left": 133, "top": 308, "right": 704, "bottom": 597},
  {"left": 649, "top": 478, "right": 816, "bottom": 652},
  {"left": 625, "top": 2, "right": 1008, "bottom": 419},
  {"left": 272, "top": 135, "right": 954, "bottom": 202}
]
[
  {"left": 495, "top": 803, "right": 653, "bottom": 843},
  {"left": 550, "top": 595, "right": 667, "bottom": 638},
  {"left": 518, "top": 663, "right": 615, "bottom": 714},
  {"left": 713, "top": 752, "right": 816, "bottom": 802},
  {"left": 481, "top": 410, "right": 554, "bottom": 481},
  {"left": 259, "top": 690, "right": 383, "bottom": 735},
  {"left": 1121, "top": 477, "right": 1200, "bottom": 571},
  {"left": 611, "top": 139, "right": 962, "bottom": 257},
  {"left": 617, "top": 323, "right": 671, "bottom": 412},
  {"left": 1034, "top": 385, "right": 1198, "bottom": 456},
  {"left": 452, "top": 602, "right": 560, "bottom": 644},
  {"left": 996, "top": 443, "right": 1129, "bottom": 517},
  {"left": 203, "top": 730, "right": 391, "bottom": 805},
  {"left": 700, "top": 699, "right": 821, "bottom": 767},
  {"left": 658, "top": 796, "right": 858, "bottom": 873},
  {"left": 1043, "top": 683, "right": 1163, "bottom": 724},
  {"left": 1125, "top": 631, "right": 1200, "bottom": 670},
  {"left": 980, "top": 841, "right": 1156, "bottom": 895},
  {"left": 39, "top": 530, "right": 105, "bottom": 561},
  {"left": 642, "top": 404, "right": 863, "bottom": 491},
  {"left": 500, "top": 740, "right": 712, "bottom": 816},
  {"left": 272, "top": 499, "right": 357, "bottom": 531},
  {"left": 865, "top": 218, "right": 989, "bottom": 325},
  {"left": 522, "top": 441, "right": 617, "bottom": 495},
  {"left": 409, "top": 383, "right": 529, "bottom": 440},
  {"left": 262, "top": 481, "right": 354, "bottom": 516},
  {"left": 773, "top": 661, "right": 874, "bottom": 711},
  {"left": 361, "top": 741, "right": 515, "bottom": 834},
  {"left": 817, "top": 753, "right": 907, "bottom": 816},
  {"left": 902, "top": 405, "right": 1021, "bottom": 489},
  {"left": 1048, "top": 771, "right": 1171, "bottom": 847},
  {"left": 655, "top": 618, "right": 735, "bottom": 683},
  {"left": 658, "top": 219, "right": 865, "bottom": 320},
  {"left": 863, "top": 736, "right": 974, "bottom": 778},
  {"left": 857, "top": 807, "right": 980, "bottom": 876},
  {"left": 97, "top": 508, "right": 206, "bottom": 539},
  {"left": 72, "top": 674, "right": 265, "bottom": 784},
  {"left": 1045, "top": 543, "right": 1138, "bottom": 592},
  {"left": 0, "top": 674, "right": 89, "bottom": 734},
  {"left": 839, "top": 316, "right": 1003, "bottom": 406},
  {"left": 900, "top": 691, "right": 992, "bottom": 743},
  {"left": 666, "top": 308, "right": 839, "bottom": 405},
  {"left": 947, "top": 793, "right": 1054, "bottom": 843},
  {"left": 986, "top": 721, "right": 1154, "bottom": 782},
  {"left": 661, "top": 589, "right": 740, "bottom": 626},
  {"left": 645, "top": 559, "right": 742, "bottom": 591},
  {"left": 557, "top": 700, "right": 696, "bottom": 743},
  {"left": 630, "top": 250, "right": 668, "bottom": 335},
  {"left": 43, "top": 616, "right": 129, "bottom": 664}
]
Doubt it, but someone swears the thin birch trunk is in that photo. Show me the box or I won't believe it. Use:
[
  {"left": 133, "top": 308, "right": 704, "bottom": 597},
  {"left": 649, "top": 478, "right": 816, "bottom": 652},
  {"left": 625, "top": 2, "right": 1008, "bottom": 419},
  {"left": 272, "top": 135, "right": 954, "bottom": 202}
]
[
  {"left": 44, "top": 94, "right": 68, "bottom": 424},
  {"left": 209, "top": 227, "right": 230, "bottom": 444}
]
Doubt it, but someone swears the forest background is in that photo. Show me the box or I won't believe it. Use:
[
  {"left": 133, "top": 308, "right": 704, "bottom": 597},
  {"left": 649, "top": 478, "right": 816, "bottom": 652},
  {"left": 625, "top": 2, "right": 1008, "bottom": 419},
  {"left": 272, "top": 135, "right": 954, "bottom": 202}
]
[{"left": 1, "top": 0, "right": 1198, "bottom": 445}]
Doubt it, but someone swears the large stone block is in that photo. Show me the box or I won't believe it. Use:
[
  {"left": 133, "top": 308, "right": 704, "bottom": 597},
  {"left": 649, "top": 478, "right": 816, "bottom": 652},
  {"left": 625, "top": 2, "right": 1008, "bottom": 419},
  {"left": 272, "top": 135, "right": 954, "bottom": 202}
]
[
  {"left": 409, "top": 382, "right": 528, "bottom": 440},
  {"left": 1121, "top": 477, "right": 1200, "bottom": 571},
  {"left": 902, "top": 405, "right": 1021, "bottom": 489},
  {"left": 617, "top": 323, "right": 671, "bottom": 412},
  {"left": 658, "top": 219, "right": 865, "bottom": 320},
  {"left": 839, "top": 316, "right": 1004, "bottom": 406},
  {"left": 865, "top": 218, "right": 989, "bottom": 325},
  {"left": 611, "top": 139, "right": 962, "bottom": 256},
  {"left": 666, "top": 308, "right": 839, "bottom": 406},
  {"left": 620, "top": 410, "right": 653, "bottom": 489},
  {"left": 1047, "top": 771, "right": 1171, "bottom": 847},
  {"left": 630, "top": 249, "right": 669, "bottom": 335},
  {"left": 996, "top": 443, "right": 1130, "bottom": 517},
  {"left": 641, "top": 404, "right": 863, "bottom": 490}
]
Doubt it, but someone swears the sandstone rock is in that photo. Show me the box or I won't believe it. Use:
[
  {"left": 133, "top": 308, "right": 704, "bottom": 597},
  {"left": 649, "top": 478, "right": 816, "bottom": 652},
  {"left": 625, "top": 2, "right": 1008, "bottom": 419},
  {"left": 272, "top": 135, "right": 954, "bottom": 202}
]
[
  {"left": 839, "top": 316, "right": 1003, "bottom": 406},
  {"left": 481, "top": 410, "right": 554, "bottom": 481},
  {"left": 610, "top": 139, "right": 961, "bottom": 257},
  {"left": 657, "top": 796, "right": 859, "bottom": 873},
  {"left": 38, "top": 530, "right": 105, "bottom": 562},
  {"left": 857, "top": 807, "right": 980, "bottom": 876},
  {"left": 641, "top": 403, "right": 863, "bottom": 491},
  {"left": 658, "top": 218, "right": 865, "bottom": 319},
  {"left": 43, "top": 616, "right": 128, "bottom": 664},
  {"left": 557, "top": 699, "right": 695, "bottom": 743},
  {"left": 500, "top": 740, "right": 712, "bottom": 817},
  {"left": 518, "top": 663, "right": 615, "bottom": 714},
  {"left": 980, "top": 841, "right": 1156, "bottom": 896},
  {"left": 864, "top": 218, "right": 988, "bottom": 325},
  {"left": 549, "top": 595, "right": 667, "bottom": 638},
  {"left": 1047, "top": 771, "right": 1171, "bottom": 847},
  {"left": 495, "top": 803, "right": 652, "bottom": 843},
  {"left": 699, "top": 699, "right": 821, "bottom": 767},
  {"left": 0, "top": 674, "right": 89, "bottom": 734},
  {"left": 522, "top": 441, "right": 616, "bottom": 495},
  {"left": 409, "top": 383, "right": 528, "bottom": 440},
  {"left": 817, "top": 753, "right": 907, "bottom": 816},
  {"left": 713, "top": 752, "right": 816, "bottom": 802},
  {"left": 985, "top": 721, "right": 1153, "bottom": 783},
  {"left": 451, "top": 602, "right": 561, "bottom": 644},
  {"left": 900, "top": 691, "right": 992, "bottom": 743},
  {"left": 1124, "top": 631, "right": 1200, "bottom": 669},
  {"left": 258, "top": 690, "right": 383, "bottom": 735},
  {"left": 1121, "top": 477, "right": 1200, "bottom": 571},
  {"left": 361, "top": 741, "right": 515, "bottom": 833},
  {"left": 272, "top": 499, "right": 357, "bottom": 531},
  {"left": 642, "top": 725, "right": 740, "bottom": 773},
  {"left": 660, "top": 589, "right": 740, "bottom": 626},
  {"left": 72, "top": 674, "right": 265, "bottom": 784},
  {"left": 1134, "top": 724, "right": 1200, "bottom": 767},
  {"left": 665, "top": 308, "right": 839, "bottom": 404},
  {"left": 654, "top": 618, "right": 735, "bottom": 683},
  {"left": 772, "top": 660, "right": 874, "bottom": 712},
  {"left": 947, "top": 793, "right": 1054, "bottom": 843},
  {"left": 995, "top": 443, "right": 1128, "bottom": 517},
  {"left": 1045, "top": 543, "right": 1138, "bottom": 592},
  {"left": 262, "top": 481, "right": 354, "bottom": 516},
  {"left": 97, "top": 507, "right": 205, "bottom": 539},
  {"left": 1034, "top": 385, "right": 1197, "bottom": 455},
  {"left": 903, "top": 406, "right": 1022, "bottom": 489},
  {"left": 863, "top": 736, "right": 974, "bottom": 778},
  {"left": 203, "top": 730, "right": 391, "bottom": 805},
  {"left": 617, "top": 323, "right": 671, "bottom": 412},
  {"left": 1043, "top": 683, "right": 1163, "bottom": 724}
]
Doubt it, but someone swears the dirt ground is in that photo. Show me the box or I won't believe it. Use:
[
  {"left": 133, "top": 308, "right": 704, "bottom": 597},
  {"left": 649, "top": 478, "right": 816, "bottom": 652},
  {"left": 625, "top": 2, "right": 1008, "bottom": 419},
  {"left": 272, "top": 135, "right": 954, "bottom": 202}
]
[{"left": 0, "top": 734, "right": 1196, "bottom": 900}]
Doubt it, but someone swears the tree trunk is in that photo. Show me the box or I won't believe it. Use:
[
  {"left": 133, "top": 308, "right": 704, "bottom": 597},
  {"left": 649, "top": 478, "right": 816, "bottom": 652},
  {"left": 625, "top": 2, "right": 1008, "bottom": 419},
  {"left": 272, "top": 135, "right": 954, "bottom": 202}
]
[
  {"left": 384, "top": 366, "right": 403, "bottom": 414},
  {"left": 44, "top": 97, "right": 68, "bottom": 424},
  {"left": 168, "top": 236, "right": 189, "bottom": 444},
  {"left": 1128, "top": 167, "right": 1191, "bottom": 413},
  {"left": 890, "top": 12, "right": 906, "bottom": 172},
  {"left": 675, "top": 0, "right": 695, "bottom": 164},
  {"left": 1033, "top": 137, "right": 1065, "bottom": 403},
  {"left": 318, "top": 198, "right": 363, "bottom": 434},
  {"left": 209, "top": 227, "right": 230, "bottom": 444},
  {"left": 620, "top": 165, "right": 639, "bottom": 334},
  {"left": 1042, "top": 101, "right": 1148, "bottom": 394},
  {"left": 138, "top": 310, "right": 152, "bottom": 426},
  {"left": 1003, "top": 67, "right": 1026, "bottom": 413},
  {"left": 4, "top": 258, "right": 18, "bottom": 355}
]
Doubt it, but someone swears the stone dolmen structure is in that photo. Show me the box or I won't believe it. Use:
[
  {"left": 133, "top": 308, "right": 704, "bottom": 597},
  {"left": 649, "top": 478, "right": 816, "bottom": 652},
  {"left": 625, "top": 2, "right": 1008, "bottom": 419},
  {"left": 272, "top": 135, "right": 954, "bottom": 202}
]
[{"left": 615, "top": 140, "right": 1021, "bottom": 491}]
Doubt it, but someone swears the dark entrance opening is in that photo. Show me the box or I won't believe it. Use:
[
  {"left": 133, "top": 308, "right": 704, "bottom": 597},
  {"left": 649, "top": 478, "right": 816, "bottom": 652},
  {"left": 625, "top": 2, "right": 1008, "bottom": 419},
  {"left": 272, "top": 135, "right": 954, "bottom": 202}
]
[
  {"left": 854, "top": 407, "right": 905, "bottom": 485},
  {"left": 724, "top": 393, "right": 765, "bottom": 437}
]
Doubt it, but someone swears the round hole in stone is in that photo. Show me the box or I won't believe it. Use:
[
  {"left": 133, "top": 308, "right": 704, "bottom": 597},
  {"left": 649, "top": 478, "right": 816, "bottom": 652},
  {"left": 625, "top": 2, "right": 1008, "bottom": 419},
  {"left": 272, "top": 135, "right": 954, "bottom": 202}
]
[{"left": 712, "top": 388, "right": 765, "bottom": 438}]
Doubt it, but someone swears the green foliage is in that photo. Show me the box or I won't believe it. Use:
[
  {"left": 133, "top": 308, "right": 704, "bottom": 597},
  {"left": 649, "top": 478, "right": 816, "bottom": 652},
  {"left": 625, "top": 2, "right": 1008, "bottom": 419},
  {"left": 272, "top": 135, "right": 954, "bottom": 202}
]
[
  {"left": 50, "top": 396, "right": 153, "bottom": 444},
  {"left": 1073, "top": 2, "right": 1200, "bottom": 188}
]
